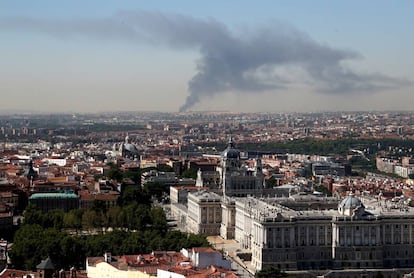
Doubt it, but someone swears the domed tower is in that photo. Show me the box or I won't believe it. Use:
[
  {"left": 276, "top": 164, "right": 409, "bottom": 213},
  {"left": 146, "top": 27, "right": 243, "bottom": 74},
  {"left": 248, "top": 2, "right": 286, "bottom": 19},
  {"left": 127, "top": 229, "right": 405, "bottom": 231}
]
[
  {"left": 220, "top": 138, "right": 241, "bottom": 195},
  {"left": 119, "top": 133, "right": 139, "bottom": 158},
  {"left": 219, "top": 138, "right": 265, "bottom": 197},
  {"left": 338, "top": 192, "right": 365, "bottom": 217},
  {"left": 221, "top": 137, "right": 241, "bottom": 170}
]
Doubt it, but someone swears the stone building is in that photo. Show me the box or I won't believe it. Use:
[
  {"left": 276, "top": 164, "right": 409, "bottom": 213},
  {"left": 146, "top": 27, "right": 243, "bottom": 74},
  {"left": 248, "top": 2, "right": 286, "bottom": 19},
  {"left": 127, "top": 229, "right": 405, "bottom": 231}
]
[
  {"left": 29, "top": 191, "right": 79, "bottom": 213},
  {"left": 169, "top": 139, "right": 414, "bottom": 273},
  {"left": 186, "top": 190, "right": 222, "bottom": 236},
  {"left": 235, "top": 193, "right": 414, "bottom": 271},
  {"left": 218, "top": 138, "right": 264, "bottom": 197}
]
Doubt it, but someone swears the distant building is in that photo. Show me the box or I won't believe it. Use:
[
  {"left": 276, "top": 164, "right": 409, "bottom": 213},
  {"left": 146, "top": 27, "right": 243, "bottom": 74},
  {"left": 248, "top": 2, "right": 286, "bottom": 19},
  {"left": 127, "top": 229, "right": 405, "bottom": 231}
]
[
  {"left": 312, "top": 163, "right": 351, "bottom": 176},
  {"left": 86, "top": 249, "right": 235, "bottom": 278},
  {"left": 376, "top": 157, "right": 395, "bottom": 174},
  {"left": 218, "top": 138, "right": 264, "bottom": 197},
  {"left": 118, "top": 134, "right": 140, "bottom": 159},
  {"left": 29, "top": 191, "right": 79, "bottom": 213},
  {"left": 181, "top": 247, "right": 231, "bottom": 270},
  {"left": 73, "top": 162, "right": 90, "bottom": 173},
  {"left": 0, "top": 257, "right": 87, "bottom": 278},
  {"left": 78, "top": 190, "right": 119, "bottom": 210},
  {"left": 141, "top": 170, "right": 177, "bottom": 187},
  {"left": 186, "top": 190, "right": 222, "bottom": 236},
  {"left": 0, "top": 191, "right": 19, "bottom": 210}
]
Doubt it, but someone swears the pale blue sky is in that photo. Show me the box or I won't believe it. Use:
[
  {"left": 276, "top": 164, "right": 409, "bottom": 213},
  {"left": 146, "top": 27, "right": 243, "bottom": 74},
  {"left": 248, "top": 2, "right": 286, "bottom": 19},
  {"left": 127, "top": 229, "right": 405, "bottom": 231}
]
[{"left": 0, "top": 1, "right": 413, "bottom": 113}]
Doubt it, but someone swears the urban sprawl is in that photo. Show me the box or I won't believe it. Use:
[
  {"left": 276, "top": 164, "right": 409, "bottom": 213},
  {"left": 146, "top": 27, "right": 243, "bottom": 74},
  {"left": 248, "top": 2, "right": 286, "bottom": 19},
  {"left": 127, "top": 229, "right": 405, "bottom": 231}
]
[{"left": 1, "top": 111, "right": 414, "bottom": 277}]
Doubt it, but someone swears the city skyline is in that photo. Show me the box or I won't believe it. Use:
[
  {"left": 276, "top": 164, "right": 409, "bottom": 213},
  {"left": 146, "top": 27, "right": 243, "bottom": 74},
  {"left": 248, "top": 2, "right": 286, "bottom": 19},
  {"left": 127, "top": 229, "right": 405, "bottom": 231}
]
[{"left": 0, "top": 1, "right": 413, "bottom": 113}]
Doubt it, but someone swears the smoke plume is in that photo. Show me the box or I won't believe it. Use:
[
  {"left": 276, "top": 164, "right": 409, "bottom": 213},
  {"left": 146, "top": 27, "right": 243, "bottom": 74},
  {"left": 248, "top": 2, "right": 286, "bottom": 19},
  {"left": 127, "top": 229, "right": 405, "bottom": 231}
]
[{"left": 0, "top": 11, "right": 410, "bottom": 112}]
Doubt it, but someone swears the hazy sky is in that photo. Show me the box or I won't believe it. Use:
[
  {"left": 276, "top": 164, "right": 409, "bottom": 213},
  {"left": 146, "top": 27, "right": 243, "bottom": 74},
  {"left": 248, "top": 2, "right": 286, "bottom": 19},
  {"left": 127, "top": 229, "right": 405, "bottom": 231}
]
[{"left": 0, "top": 1, "right": 413, "bottom": 113}]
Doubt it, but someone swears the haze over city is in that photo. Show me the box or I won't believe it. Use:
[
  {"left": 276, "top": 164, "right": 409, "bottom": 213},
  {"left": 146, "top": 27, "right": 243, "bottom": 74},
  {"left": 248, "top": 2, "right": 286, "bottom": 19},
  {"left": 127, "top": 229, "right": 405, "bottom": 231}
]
[{"left": 0, "top": 1, "right": 413, "bottom": 113}]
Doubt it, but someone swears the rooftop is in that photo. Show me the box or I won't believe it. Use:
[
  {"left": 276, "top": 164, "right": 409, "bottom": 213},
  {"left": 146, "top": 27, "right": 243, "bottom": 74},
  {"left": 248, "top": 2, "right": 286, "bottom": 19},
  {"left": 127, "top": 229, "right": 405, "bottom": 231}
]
[
  {"left": 29, "top": 192, "right": 79, "bottom": 199},
  {"left": 236, "top": 192, "right": 414, "bottom": 222}
]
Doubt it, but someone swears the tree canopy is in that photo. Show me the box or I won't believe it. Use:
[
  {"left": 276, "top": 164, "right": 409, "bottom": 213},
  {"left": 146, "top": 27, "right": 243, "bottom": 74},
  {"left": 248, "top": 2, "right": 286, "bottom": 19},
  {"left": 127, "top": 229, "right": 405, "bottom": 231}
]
[
  {"left": 14, "top": 202, "right": 210, "bottom": 270},
  {"left": 255, "top": 266, "right": 288, "bottom": 278}
]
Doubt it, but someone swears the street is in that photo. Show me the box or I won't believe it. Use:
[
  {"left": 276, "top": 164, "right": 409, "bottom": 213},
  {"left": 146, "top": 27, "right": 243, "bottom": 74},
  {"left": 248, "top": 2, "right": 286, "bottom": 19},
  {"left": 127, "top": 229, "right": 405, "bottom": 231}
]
[{"left": 207, "top": 236, "right": 255, "bottom": 278}]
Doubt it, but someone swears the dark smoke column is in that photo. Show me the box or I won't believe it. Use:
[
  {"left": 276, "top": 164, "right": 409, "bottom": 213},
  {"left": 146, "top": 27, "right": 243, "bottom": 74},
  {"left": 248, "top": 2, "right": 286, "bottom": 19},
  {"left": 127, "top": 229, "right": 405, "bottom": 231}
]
[
  {"left": 179, "top": 95, "right": 196, "bottom": 112},
  {"left": 179, "top": 70, "right": 210, "bottom": 112}
]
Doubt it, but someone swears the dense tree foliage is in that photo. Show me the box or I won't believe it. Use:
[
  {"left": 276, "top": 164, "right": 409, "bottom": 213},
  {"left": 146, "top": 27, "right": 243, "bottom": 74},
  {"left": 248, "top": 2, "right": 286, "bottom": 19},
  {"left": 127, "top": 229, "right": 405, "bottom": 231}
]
[
  {"left": 265, "top": 177, "right": 277, "bottom": 189},
  {"left": 23, "top": 203, "right": 168, "bottom": 233},
  {"left": 119, "top": 184, "right": 150, "bottom": 206},
  {"left": 9, "top": 224, "right": 84, "bottom": 270},
  {"left": 181, "top": 168, "right": 198, "bottom": 179},
  {"left": 63, "top": 209, "right": 84, "bottom": 231},
  {"left": 157, "top": 164, "right": 174, "bottom": 172},
  {"left": 106, "top": 166, "right": 124, "bottom": 182},
  {"left": 255, "top": 266, "right": 288, "bottom": 278},
  {"left": 107, "top": 165, "right": 171, "bottom": 203},
  {"left": 123, "top": 169, "right": 141, "bottom": 184},
  {"left": 85, "top": 123, "right": 145, "bottom": 132},
  {"left": 143, "top": 181, "right": 169, "bottom": 201},
  {"left": 15, "top": 200, "right": 210, "bottom": 270},
  {"left": 10, "top": 223, "right": 209, "bottom": 270},
  {"left": 9, "top": 224, "right": 45, "bottom": 270},
  {"left": 206, "top": 138, "right": 414, "bottom": 157}
]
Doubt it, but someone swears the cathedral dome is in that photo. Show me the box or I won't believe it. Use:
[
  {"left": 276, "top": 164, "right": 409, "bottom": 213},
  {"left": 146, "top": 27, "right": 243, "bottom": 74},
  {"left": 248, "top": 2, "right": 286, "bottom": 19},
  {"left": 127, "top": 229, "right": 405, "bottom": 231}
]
[
  {"left": 123, "top": 143, "right": 139, "bottom": 153},
  {"left": 221, "top": 138, "right": 240, "bottom": 159},
  {"left": 119, "top": 134, "right": 140, "bottom": 157},
  {"left": 222, "top": 148, "right": 240, "bottom": 159}
]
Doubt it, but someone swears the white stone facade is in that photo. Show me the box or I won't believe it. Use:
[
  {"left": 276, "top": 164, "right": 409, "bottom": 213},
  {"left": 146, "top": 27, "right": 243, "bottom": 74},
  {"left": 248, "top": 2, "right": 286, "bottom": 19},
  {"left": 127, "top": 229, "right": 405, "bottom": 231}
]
[
  {"left": 235, "top": 194, "right": 414, "bottom": 271},
  {"left": 170, "top": 140, "right": 414, "bottom": 272},
  {"left": 187, "top": 191, "right": 222, "bottom": 235}
]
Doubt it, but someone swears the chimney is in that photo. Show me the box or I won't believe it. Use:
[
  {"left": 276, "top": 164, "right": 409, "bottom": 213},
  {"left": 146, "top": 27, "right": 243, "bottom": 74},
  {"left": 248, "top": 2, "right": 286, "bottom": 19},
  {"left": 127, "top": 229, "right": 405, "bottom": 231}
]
[{"left": 104, "top": 252, "right": 112, "bottom": 263}]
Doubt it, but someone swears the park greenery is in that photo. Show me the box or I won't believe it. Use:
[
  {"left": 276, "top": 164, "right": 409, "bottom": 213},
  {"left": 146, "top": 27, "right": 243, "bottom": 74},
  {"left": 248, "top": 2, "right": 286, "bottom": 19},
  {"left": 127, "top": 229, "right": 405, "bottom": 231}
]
[
  {"left": 209, "top": 138, "right": 414, "bottom": 157},
  {"left": 255, "top": 266, "right": 289, "bottom": 278},
  {"left": 206, "top": 138, "right": 414, "bottom": 176},
  {"left": 10, "top": 201, "right": 209, "bottom": 270},
  {"left": 9, "top": 165, "right": 209, "bottom": 271}
]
